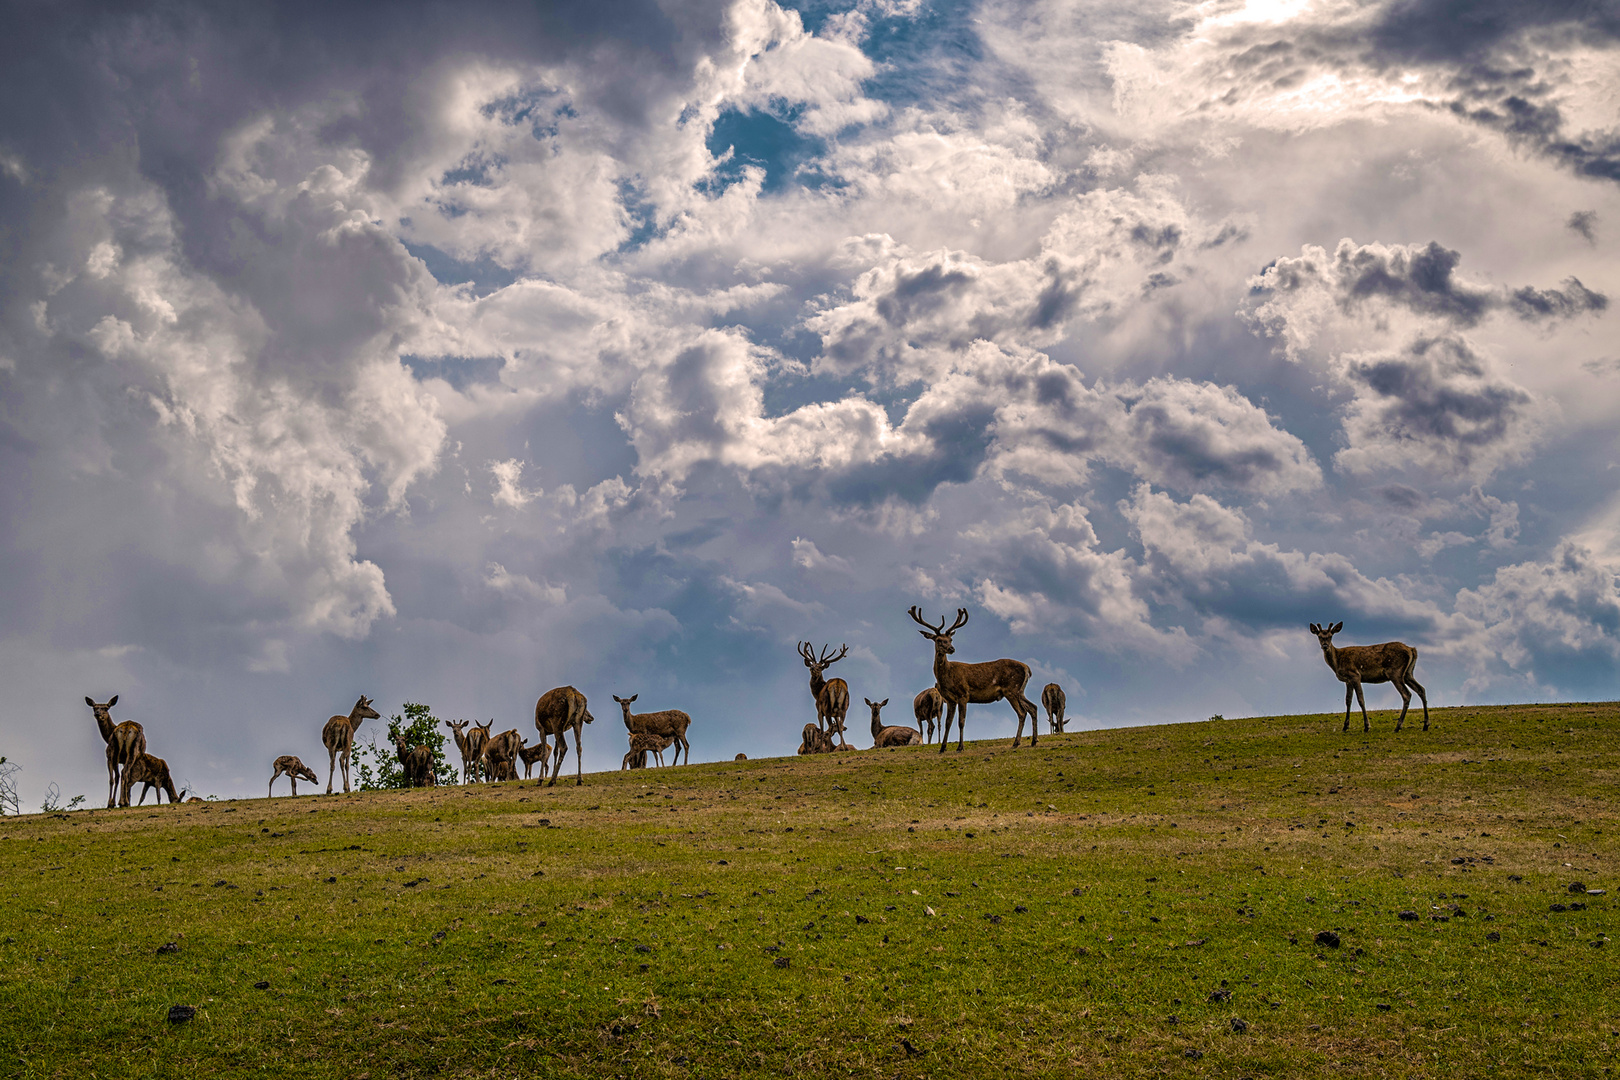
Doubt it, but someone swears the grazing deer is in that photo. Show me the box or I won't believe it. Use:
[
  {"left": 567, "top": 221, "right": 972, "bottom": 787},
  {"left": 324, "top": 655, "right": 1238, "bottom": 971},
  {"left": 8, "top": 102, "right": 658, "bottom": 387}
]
[
  {"left": 622, "top": 732, "right": 674, "bottom": 769},
  {"left": 268, "top": 755, "right": 318, "bottom": 797},
  {"left": 613, "top": 694, "right": 693, "bottom": 766},
  {"left": 1310, "top": 622, "right": 1430, "bottom": 732},
  {"left": 867, "top": 698, "right": 921, "bottom": 747},
  {"left": 798, "top": 642, "right": 852, "bottom": 747},
  {"left": 518, "top": 739, "right": 551, "bottom": 781},
  {"left": 912, "top": 687, "right": 942, "bottom": 744},
  {"left": 128, "top": 753, "right": 180, "bottom": 805},
  {"left": 322, "top": 695, "right": 381, "bottom": 794},
  {"left": 392, "top": 734, "right": 437, "bottom": 787},
  {"left": 534, "top": 686, "right": 594, "bottom": 786},
  {"left": 481, "top": 729, "right": 523, "bottom": 783},
  {"left": 797, "top": 722, "right": 834, "bottom": 755},
  {"left": 908, "top": 607, "right": 1039, "bottom": 752},
  {"left": 85, "top": 696, "right": 146, "bottom": 808},
  {"left": 1042, "top": 683, "right": 1067, "bottom": 734}
]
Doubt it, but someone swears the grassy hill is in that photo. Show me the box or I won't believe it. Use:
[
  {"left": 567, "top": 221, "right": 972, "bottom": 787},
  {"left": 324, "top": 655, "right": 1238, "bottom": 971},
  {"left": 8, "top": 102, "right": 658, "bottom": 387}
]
[{"left": 2, "top": 702, "right": 1616, "bottom": 1078}]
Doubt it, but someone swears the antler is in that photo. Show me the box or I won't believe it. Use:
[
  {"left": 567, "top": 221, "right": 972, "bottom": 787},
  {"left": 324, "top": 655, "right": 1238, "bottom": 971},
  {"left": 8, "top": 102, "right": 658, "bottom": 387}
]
[
  {"left": 797, "top": 641, "right": 817, "bottom": 664},
  {"left": 819, "top": 643, "right": 848, "bottom": 666},
  {"left": 908, "top": 605, "right": 947, "bottom": 634},
  {"left": 948, "top": 608, "right": 969, "bottom": 633}
]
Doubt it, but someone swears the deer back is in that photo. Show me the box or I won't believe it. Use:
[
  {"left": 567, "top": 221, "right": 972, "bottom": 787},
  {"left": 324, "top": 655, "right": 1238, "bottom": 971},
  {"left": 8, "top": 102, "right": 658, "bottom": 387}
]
[
  {"left": 913, "top": 687, "right": 942, "bottom": 723},
  {"left": 1329, "top": 641, "right": 1417, "bottom": 683},
  {"left": 818, "top": 678, "right": 850, "bottom": 716},
  {"left": 535, "top": 686, "right": 589, "bottom": 736},
  {"left": 938, "top": 657, "right": 1031, "bottom": 704},
  {"left": 874, "top": 724, "right": 922, "bottom": 747},
  {"left": 625, "top": 708, "right": 691, "bottom": 739}
]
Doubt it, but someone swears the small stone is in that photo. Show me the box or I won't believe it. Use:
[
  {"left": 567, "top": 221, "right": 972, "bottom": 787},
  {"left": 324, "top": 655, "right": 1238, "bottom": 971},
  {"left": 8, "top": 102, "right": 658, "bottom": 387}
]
[
  {"left": 1014, "top": 905, "right": 1029, "bottom": 914},
  {"left": 1486, "top": 931, "right": 1500, "bottom": 942},
  {"left": 855, "top": 915, "right": 870, "bottom": 924},
  {"left": 167, "top": 1005, "right": 195, "bottom": 1023},
  {"left": 1314, "top": 930, "right": 1341, "bottom": 948},
  {"left": 325, "top": 876, "right": 336, "bottom": 883},
  {"left": 1183, "top": 1048, "right": 1203, "bottom": 1059},
  {"left": 1207, "top": 988, "right": 1232, "bottom": 1003},
  {"left": 635, "top": 944, "right": 652, "bottom": 953},
  {"left": 1230, "top": 1017, "right": 1248, "bottom": 1033},
  {"left": 156, "top": 942, "right": 180, "bottom": 955},
  {"left": 1568, "top": 882, "right": 1587, "bottom": 894},
  {"left": 253, "top": 980, "right": 270, "bottom": 990},
  {"left": 1375, "top": 1003, "right": 1391, "bottom": 1011},
  {"left": 1550, "top": 904, "right": 1568, "bottom": 913},
  {"left": 1398, "top": 910, "right": 1418, "bottom": 921},
  {"left": 772, "top": 956, "right": 790, "bottom": 968}
]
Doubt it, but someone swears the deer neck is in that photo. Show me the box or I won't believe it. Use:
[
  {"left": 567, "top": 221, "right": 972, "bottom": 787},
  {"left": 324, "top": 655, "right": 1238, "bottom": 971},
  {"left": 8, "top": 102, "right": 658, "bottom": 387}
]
[
  {"left": 808, "top": 669, "right": 827, "bottom": 700},
  {"left": 871, "top": 711, "right": 883, "bottom": 739},
  {"left": 1319, "top": 642, "right": 1339, "bottom": 673},
  {"left": 91, "top": 709, "right": 115, "bottom": 744},
  {"left": 932, "top": 642, "right": 954, "bottom": 685}
]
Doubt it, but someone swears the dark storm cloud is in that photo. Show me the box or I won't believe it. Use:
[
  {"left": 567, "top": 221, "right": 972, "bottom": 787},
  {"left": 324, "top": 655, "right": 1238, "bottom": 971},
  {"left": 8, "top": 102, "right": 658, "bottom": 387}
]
[
  {"left": 1369, "top": 0, "right": 1620, "bottom": 63},
  {"left": 1566, "top": 210, "right": 1599, "bottom": 243}
]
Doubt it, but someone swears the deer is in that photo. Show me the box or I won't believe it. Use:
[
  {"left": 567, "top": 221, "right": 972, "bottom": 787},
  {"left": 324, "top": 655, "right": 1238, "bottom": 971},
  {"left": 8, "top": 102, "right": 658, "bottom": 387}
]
[
  {"left": 534, "top": 686, "right": 594, "bottom": 786},
  {"left": 867, "top": 698, "right": 921, "bottom": 747},
  {"left": 268, "top": 755, "right": 318, "bottom": 797},
  {"left": 322, "top": 695, "right": 381, "bottom": 794},
  {"left": 518, "top": 739, "right": 551, "bottom": 781},
  {"left": 1310, "top": 622, "right": 1430, "bottom": 732},
  {"left": 798, "top": 642, "right": 852, "bottom": 747},
  {"left": 392, "top": 734, "right": 437, "bottom": 787},
  {"left": 1042, "top": 683, "right": 1067, "bottom": 734},
  {"left": 85, "top": 696, "right": 145, "bottom": 808},
  {"left": 797, "top": 723, "right": 834, "bottom": 754},
  {"left": 447, "top": 720, "right": 493, "bottom": 784},
  {"left": 908, "top": 607, "right": 1040, "bottom": 753},
  {"left": 912, "top": 687, "right": 942, "bottom": 744},
  {"left": 613, "top": 694, "right": 693, "bottom": 766},
  {"left": 128, "top": 752, "right": 181, "bottom": 805},
  {"left": 481, "top": 729, "right": 523, "bottom": 783},
  {"left": 622, "top": 732, "right": 674, "bottom": 770}
]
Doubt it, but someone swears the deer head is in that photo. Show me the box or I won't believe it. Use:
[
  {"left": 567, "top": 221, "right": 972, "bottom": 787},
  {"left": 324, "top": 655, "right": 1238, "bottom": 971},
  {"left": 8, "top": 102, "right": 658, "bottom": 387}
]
[
  {"left": 353, "top": 695, "right": 381, "bottom": 723},
  {"left": 1309, "top": 622, "right": 1344, "bottom": 652},
  {"left": 85, "top": 695, "right": 119, "bottom": 739},
  {"left": 294, "top": 762, "right": 318, "bottom": 783},
  {"left": 613, "top": 693, "right": 639, "bottom": 722},
  {"left": 797, "top": 642, "right": 848, "bottom": 675},
  {"left": 908, "top": 606, "right": 969, "bottom": 655}
]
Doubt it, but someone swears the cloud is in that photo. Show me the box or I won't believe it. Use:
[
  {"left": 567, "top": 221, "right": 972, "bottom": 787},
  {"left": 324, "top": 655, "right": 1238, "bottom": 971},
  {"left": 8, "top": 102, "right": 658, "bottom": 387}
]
[
  {"left": 489, "top": 458, "right": 539, "bottom": 508},
  {"left": 1567, "top": 209, "right": 1599, "bottom": 242}
]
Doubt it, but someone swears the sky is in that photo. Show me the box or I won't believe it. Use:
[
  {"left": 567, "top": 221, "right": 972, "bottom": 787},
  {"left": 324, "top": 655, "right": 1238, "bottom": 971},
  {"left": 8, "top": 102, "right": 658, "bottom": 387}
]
[{"left": 2, "top": 0, "right": 1618, "bottom": 806}]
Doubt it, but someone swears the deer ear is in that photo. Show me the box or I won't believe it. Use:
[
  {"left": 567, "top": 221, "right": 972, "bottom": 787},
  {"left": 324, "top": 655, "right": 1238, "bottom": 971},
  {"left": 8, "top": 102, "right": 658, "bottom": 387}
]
[
  {"left": 1330, "top": 621, "right": 1343, "bottom": 633},
  {"left": 1309, "top": 623, "right": 1319, "bottom": 634},
  {"left": 879, "top": 698, "right": 888, "bottom": 707},
  {"left": 108, "top": 695, "right": 118, "bottom": 707},
  {"left": 86, "top": 696, "right": 95, "bottom": 707}
]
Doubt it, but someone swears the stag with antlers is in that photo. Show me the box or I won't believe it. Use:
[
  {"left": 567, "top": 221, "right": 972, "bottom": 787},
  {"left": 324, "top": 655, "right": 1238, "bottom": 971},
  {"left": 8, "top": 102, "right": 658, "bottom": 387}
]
[
  {"left": 1310, "top": 621, "right": 1430, "bottom": 732},
  {"left": 908, "top": 607, "right": 1039, "bottom": 752},
  {"left": 85, "top": 695, "right": 145, "bottom": 808},
  {"left": 797, "top": 642, "right": 852, "bottom": 748}
]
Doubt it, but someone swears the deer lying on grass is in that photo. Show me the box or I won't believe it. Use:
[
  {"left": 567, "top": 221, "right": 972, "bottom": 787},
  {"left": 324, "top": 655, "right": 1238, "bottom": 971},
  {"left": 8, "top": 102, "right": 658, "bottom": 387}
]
[
  {"left": 913, "top": 687, "right": 942, "bottom": 744},
  {"left": 798, "top": 642, "right": 852, "bottom": 748},
  {"left": 1042, "top": 683, "right": 1067, "bottom": 734},
  {"left": 323, "top": 695, "right": 381, "bottom": 794},
  {"left": 1310, "top": 621, "right": 1429, "bottom": 732},
  {"left": 534, "top": 686, "right": 594, "bottom": 786},
  {"left": 392, "top": 735, "right": 437, "bottom": 787},
  {"left": 86, "top": 696, "right": 145, "bottom": 808},
  {"left": 622, "top": 732, "right": 674, "bottom": 770},
  {"left": 908, "top": 607, "right": 1039, "bottom": 752},
  {"left": 481, "top": 729, "right": 523, "bottom": 783},
  {"left": 518, "top": 740, "right": 551, "bottom": 781},
  {"left": 269, "top": 756, "right": 318, "bottom": 797},
  {"left": 797, "top": 723, "right": 835, "bottom": 754},
  {"left": 867, "top": 698, "right": 921, "bottom": 747},
  {"left": 614, "top": 694, "right": 692, "bottom": 766},
  {"left": 128, "top": 753, "right": 181, "bottom": 805}
]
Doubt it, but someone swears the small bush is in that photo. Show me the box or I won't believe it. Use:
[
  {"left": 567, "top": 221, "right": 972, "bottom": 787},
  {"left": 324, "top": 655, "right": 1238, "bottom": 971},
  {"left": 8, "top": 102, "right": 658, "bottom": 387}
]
[{"left": 354, "top": 703, "right": 457, "bottom": 789}]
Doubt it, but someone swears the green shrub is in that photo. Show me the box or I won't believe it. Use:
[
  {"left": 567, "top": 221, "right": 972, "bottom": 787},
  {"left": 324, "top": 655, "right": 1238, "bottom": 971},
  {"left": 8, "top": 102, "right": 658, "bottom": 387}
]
[{"left": 353, "top": 702, "right": 458, "bottom": 789}]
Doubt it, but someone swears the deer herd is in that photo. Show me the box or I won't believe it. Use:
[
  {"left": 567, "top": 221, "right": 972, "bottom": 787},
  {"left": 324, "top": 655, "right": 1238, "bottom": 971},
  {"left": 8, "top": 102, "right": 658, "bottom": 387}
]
[{"left": 80, "top": 612, "right": 1429, "bottom": 806}]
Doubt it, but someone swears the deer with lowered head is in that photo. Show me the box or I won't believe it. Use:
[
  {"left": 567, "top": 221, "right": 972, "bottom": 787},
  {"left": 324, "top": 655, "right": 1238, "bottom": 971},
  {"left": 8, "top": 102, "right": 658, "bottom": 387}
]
[
  {"left": 798, "top": 642, "right": 852, "bottom": 748},
  {"left": 614, "top": 694, "right": 693, "bottom": 766},
  {"left": 1310, "top": 621, "right": 1429, "bottom": 732},
  {"left": 392, "top": 733, "right": 437, "bottom": 787},
  {"left": 518, "top": 739, "right": 551, "bottom": 781},
  {"left": 908, "top": 606, "right": 1040, "bottom": 752},
  {"left": 85, "top": 695, "right": 145, "bottom": 808},
  {"left": 1042, "top": 683, "right": 1067, "bottom": 734},
  {"left": 323, "top": 695, "right": 381, "bottom": 794},
  {"left": 481, "top": 728, "right": 523, "bottom": 783},
  {"left": 128, "top": 752, "right": 181, "bottom": 805},
  {"left": 867, "top": 698, "right": 921, "bottom": 747},
  {"left": 533, "top": 685, "right": 594, "bottom": 786},
  {"left": 912, "top": 687, "right": 942, "bottom": 744},
  {"left": 269, "top": 755, "right": 319, "bottom": 797},
  {"left": 797, "top": 722, "right": 835, "bottom": 755}
]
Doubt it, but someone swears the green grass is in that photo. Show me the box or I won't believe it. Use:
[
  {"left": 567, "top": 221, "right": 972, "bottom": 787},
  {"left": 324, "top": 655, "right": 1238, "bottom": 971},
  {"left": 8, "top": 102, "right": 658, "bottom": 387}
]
[{"left": 2, "top": 702, "right": 1617, "bottom": 1078}]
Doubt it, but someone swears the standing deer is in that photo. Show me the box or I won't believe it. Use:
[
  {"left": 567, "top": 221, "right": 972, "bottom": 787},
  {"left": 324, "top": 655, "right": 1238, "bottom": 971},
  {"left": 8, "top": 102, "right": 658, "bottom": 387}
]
[
  {"left": 322, "top": 695, "right": 381, "bottom": 794},
  {"left": 481, "top": 729, "right": 523, "bottom": 782},
  {"left": 912, "top": 687, "right": 942, "bottom": 744},
  {"left": 518, "top": 739, "right": 551, "bottom": 781},
  {"left": 798, "top": 642, "right": 852, "bottom": 748},
  {"left": 85, "top": 696, "right": 145, "bottom": 808},
  {"left": 268, "top": 755, "right": 319, "bottom": 797},
  {"left": 533, "top": 686, "right": 594, "bottom": 786},
  {"left": 867, "top": 698, "right": 921, "bottom": 747},
  {"left": 392, "top": 734, "right": 437, "bottom": 787},
  {"left": 1042, "top": 683, "right": 1067, "bottom": 734},
  {"left": 1310, "top": 622, "right": 1430, "bottom": 732},
  {"left": 613, "top": 694, "right": 693, "bottom": 766},
  {"left": 908, "top": 607, "right": 1039, "bottom": 752},
  {"left": 447, "top": 720, "right": 493, "bottom": 784},
  {"left": 128, "top": 753, "right": 181, "bottom": 805}
]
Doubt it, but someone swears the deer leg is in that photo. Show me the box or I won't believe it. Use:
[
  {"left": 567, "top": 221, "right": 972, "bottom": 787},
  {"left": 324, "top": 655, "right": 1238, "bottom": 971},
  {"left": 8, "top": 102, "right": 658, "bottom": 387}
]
[
  {"left": 106, "top": 748, "right": 118, "bottom": 809},
  {"left": 1026, "top": 695, "right": 1038, "bottom": 748},
  {"left": 1392, "top": 680, "right": 1412, "bottom": 732},
  {"left": 1342, "top": 684, "right": 1353, "bottom": 732},
  {"left": 956, "top": 702, "right": 967, "bottom": 752},
  {"left": 1405, "top": 674, "right": 1430, "bottom": 731},
  {"left": 341, "top": 747, "right": 351, "bottom": 794},
  {"left": 1353, "top": 682, "right": 1370, "bottom": 733},
  {"left": 574, "top": 725, "right": 586, "bottom": 785},
  {"left": 325, "top": 745, "right": 337, "bottom": 795}
]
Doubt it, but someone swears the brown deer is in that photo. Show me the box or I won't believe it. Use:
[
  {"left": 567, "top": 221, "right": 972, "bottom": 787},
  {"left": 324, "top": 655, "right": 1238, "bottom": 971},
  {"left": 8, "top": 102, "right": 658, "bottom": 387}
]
[
  {"left": 867, "top": 698, "right": 921, "bottom": 747},
  {"left": 797, "top": 722, "right": 834, "bottom": 754},
  {"left": 798, "top": 642, "right": 852, "bottom": 747},
  {"left": 322, "top": 695, "right": 381, "bottom": 794},
  {"left": 447, "top": 720, "right": 492, "bottom": 784},
  {"left": 1042, "top": 683, "right": 1067, "bottom": 734},
  {"left": 912, "top": 687, "right": 942, "bottom": 744},
  {"left": 518, "top": 739, "right": 551, "bottom": 780},
  {"left": 533, "top": 686, "right": 594, "bottom": 786},
  {"left": 908, "top": 607, "right": 1039, "bottom": 752},
  {"left": 128, "top": 753, "right": 181, "bottom": 805},
  {"left": 613, "top": 694, "right": 693, "bottom": 766},
  {"left": 268, "top": 755, "right": 318, "bottom": 797},
  {"left": 1310, "top": 622, "right": 1430, "bottom": 732},
  {"left": 481, "top": 729, "right": 523, "bottom": 782},
  {"left": 392, "top": 734, "right": 437, "bottom": 787},
  {"left": 622, "top": 732, "right": 674, "bottom": 769},
  {"left": 86, "top": 696, "right": 145, "bottom": 808}
]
